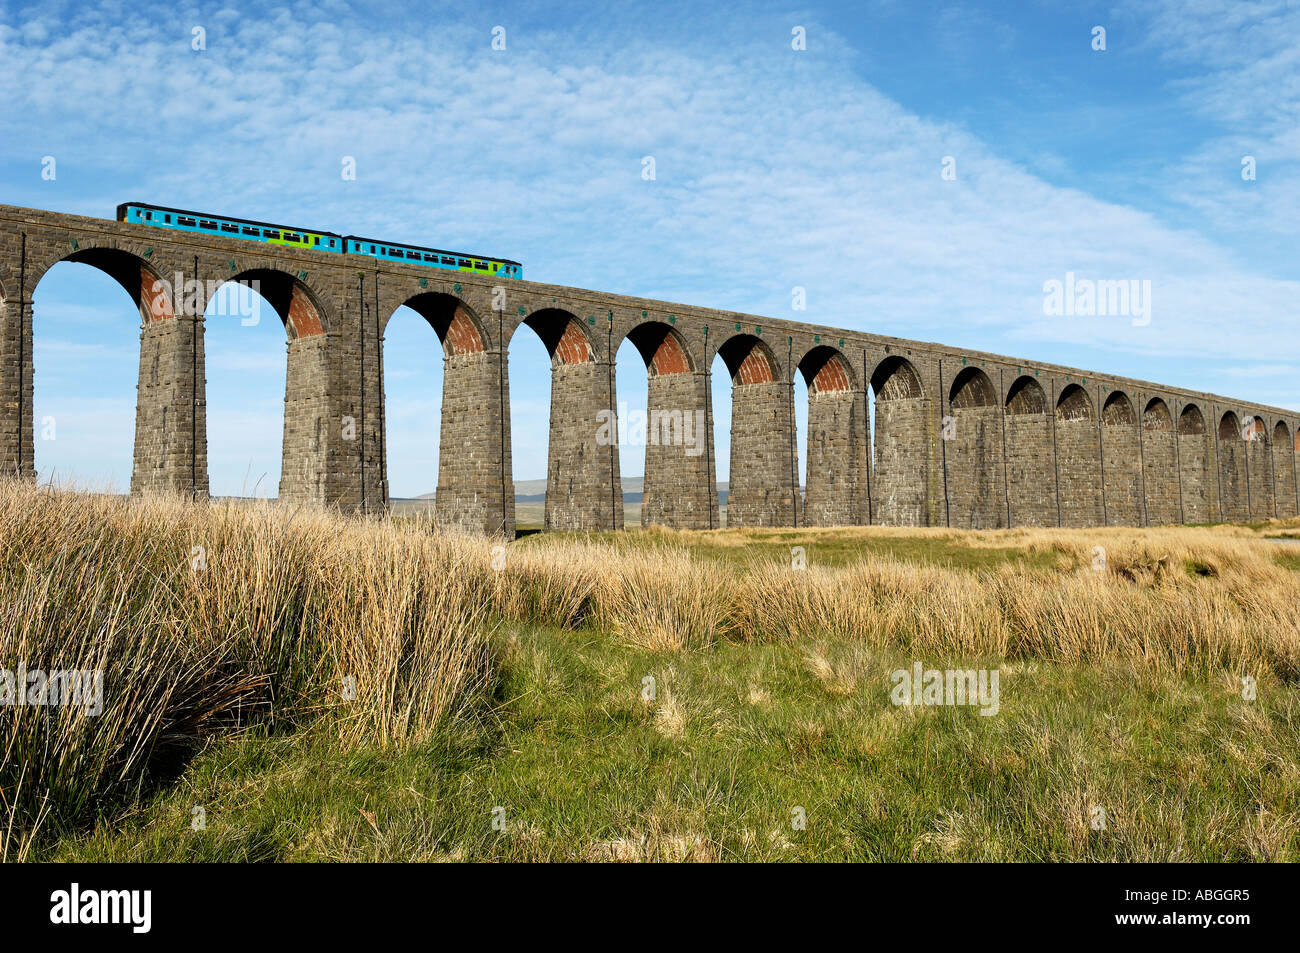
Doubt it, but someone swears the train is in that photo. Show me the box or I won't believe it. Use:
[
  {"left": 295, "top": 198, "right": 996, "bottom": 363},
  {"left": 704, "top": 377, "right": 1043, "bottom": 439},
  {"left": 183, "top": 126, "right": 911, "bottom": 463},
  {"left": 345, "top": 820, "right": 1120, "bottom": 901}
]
[{"left": 116, "top": 202, "right": 523, "bottom": 280}]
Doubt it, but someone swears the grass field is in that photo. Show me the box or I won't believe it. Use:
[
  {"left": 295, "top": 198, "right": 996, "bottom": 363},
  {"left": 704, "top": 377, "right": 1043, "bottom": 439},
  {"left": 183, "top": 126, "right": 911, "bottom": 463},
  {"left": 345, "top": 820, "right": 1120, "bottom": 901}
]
[{"left": 3, "top": 481, "right": 1298, "bottom": 862}]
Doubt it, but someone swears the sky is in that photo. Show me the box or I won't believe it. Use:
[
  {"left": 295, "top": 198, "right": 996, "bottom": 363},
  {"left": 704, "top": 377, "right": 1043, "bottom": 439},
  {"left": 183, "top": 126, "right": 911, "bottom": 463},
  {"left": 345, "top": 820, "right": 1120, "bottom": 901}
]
[{"left": 1, "top": 0, "right": 1296, "bottom": 496}]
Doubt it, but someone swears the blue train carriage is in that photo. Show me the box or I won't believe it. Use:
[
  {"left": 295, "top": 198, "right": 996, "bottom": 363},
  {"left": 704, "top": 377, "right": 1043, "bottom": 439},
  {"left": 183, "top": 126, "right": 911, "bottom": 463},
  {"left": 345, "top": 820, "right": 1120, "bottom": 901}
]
[
  {"left": 344, "top": 235, "right": 522, "bottom": 279},
  {"left": 116, "top": 202, "right": 344, "bottom": 252}
]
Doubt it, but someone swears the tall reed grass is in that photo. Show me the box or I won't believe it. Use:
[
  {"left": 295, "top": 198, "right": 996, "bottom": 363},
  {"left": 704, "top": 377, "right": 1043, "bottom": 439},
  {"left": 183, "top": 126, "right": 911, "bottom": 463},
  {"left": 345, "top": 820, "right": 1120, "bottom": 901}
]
[{"left": 3, "top": 480, "right": 1298, "bottom": 853}]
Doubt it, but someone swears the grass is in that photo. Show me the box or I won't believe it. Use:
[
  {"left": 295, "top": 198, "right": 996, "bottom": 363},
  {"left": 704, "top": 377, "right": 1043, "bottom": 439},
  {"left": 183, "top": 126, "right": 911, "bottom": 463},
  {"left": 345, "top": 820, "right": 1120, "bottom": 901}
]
[{"left": 3, "top": 480, "right": 1299, "bottom": 861}]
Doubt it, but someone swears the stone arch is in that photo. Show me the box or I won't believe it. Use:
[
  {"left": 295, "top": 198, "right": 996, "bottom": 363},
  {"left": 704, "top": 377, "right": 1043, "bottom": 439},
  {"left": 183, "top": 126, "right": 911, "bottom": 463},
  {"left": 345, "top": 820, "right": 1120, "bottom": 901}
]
[
  {"left": 1100, "top": 390, "right": 1141, "bottom": 525},
  {"left": 622, "top": 321, "right": 696, "bottom": 376},
  {"left": 717, "top": 334, "right": 796, "bottom": 527},
  {"left": 1056, "top": 383, "right": 1093, "bottom": 422},
  {"left": 204, "top": 268, "right": 333, "bottom": 504},
  {"left": 1102, "top": 390, "right": 1135, "bottom": 426},
  {"left": 798, "top": 345, "right": 856, "bottom": 394},
  {"left": 519, "top": 307, "right": 595, "bottom": 365},
  {"left": 1217, "top": 411, "right": 1248, "bottom": 521},
  {"left": 1177, "top": 403, "right": 1210, "bottom": 522},
  {"left": 945, "top": 366, "right": 1003, "bottom": 529},
  {"left": 798, "top": 346, "right": 864, "bottom": 527},
  {"left": 1273, "top": 420, "right": 1296, "bottom": 519},
  {"left": 385, "top": 291, "right": 486, "bottom": 355},
  {"left": 716, "top": 333, "right": 780, "bottom": 384},
  {"left": 225, "top": 267, "right": 329, "bottom": 340},
  {"left": 1003, "top": 375, "right": 1053, "bottom": 526},
  {"left": 622, "top": 321, "right": 713, "bottom": 530},
  {"left": 377, "top": 292, "right": 508, "bottom": 532},
  {"left": 948, "top": 366, "right": 996, "bottom": 408},
  {"left": 1054, "top": 384, "right": 1101, "bottom": 526},
  {"left": 870, "top": 356, "right": 929, "bottom": 526},
  {"left": 1143, "top": 398, "right": 1173, "bottom": 431},
  {"left": 1246, "top": 414, "right": 1273, "bottom": 518},
  {"left": 11, "top": 244, "right": 206, "bottom": 496},
  {"left": 512, "top": 307, "right": 617, "bottom": 531},
  {"left": 1005, "top": 375, "right": 1048, "bottom": 416},
  {"left": 1141, "top": 398, "right": 1177, "bottom": 524}
]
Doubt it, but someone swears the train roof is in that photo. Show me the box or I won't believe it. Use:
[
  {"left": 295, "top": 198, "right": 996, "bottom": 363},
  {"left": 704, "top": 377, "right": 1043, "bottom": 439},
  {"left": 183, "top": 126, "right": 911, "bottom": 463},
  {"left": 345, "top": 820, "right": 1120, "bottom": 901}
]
[
  {"left": 117, "top": 201, "right": 343, "bottom": 238},
  {"left": 343, "top": 235, "right": 522, "bottom": 266}
]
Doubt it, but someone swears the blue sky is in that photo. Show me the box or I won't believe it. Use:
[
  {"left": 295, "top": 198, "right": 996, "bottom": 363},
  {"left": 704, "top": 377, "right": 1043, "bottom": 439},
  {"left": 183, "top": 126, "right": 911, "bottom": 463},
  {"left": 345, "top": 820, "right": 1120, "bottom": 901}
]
[{"left": 2, "top": 0, "right": 1296, "bottom": 495}]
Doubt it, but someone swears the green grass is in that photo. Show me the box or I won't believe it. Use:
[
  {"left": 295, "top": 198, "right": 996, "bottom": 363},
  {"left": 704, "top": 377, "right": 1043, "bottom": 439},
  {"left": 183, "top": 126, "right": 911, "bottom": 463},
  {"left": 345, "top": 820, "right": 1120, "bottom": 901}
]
[
  {"left": 519, "top": 526, "right": 1061, "bottom": 573},
  {"left": 47, "top": 622, "right": 1299, "bottom": 862}
]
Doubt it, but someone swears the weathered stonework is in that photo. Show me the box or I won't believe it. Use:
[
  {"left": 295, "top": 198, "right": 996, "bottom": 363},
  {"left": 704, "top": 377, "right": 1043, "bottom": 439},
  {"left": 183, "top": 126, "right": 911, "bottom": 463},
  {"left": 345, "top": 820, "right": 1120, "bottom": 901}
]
[{"left": 1, "top": 202, "right": 1296, "bottom": 538}]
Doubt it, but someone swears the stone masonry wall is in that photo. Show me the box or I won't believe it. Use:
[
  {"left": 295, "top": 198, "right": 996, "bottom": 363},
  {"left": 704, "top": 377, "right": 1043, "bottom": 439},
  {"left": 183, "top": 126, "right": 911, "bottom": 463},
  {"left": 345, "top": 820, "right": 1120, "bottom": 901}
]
[
  {"left": 727, "top": 379, "right": 799, "bottom": 527},
  {"left": 1005, "top": 412, "right": 1055, "bottom": 527}
]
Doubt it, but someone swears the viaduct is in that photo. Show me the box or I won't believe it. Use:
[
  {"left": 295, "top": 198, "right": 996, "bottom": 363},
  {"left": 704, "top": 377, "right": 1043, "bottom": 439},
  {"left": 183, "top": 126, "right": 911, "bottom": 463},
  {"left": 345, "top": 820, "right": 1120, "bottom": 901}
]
[{"left": 1, "top": 202, "right": 1296, "bottom": 538}]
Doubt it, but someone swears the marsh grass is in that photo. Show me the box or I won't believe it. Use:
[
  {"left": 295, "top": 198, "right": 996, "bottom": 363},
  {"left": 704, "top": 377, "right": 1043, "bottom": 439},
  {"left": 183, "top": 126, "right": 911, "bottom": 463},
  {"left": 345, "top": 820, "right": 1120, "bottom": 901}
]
[{"left": 3, "top": 480, "right": 1299, "bottom": 860}]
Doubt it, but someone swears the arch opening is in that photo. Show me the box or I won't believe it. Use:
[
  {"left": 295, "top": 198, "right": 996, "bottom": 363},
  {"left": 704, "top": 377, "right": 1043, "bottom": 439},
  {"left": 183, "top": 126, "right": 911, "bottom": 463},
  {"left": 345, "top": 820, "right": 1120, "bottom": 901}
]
[
  {"left": 1005, "top": 375, "right": 1047, "bottom": 416},
  {"left": 1142, "top": 398, "right": 1172, "bottom": 432},
  {"left": 799, "top": 346, "right": 862, "bottom": 526},
  {"left": 948, "top": 366, "right": 996, "bottom": 409},
  {"left": 26, "top": 253, "right": 167, "bottom": 492},
  {"left": 619, "top": 322, "right": 713, "bottom": 529},
  {"left": 1101, "top": 390, "right": 1135, "bottom": 427},
  {"left": 1178, "top": 404, "right": 1206, "bottom": 436},
  {"left": 510, "top": 308, "right": 617, "bottom": 532},
  {"left": 1056, "top": 384, "right": 1093, "bottom": 422},
  {"left": 716, "top": 334, "right": 796, "bottom": 527}
]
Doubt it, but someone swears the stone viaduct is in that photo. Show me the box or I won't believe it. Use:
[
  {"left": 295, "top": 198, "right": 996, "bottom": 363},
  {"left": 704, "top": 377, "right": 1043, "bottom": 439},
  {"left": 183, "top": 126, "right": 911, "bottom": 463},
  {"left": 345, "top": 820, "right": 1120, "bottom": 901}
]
[{"left": 1, "top": 202, "right": 1296, "bottom": 538}]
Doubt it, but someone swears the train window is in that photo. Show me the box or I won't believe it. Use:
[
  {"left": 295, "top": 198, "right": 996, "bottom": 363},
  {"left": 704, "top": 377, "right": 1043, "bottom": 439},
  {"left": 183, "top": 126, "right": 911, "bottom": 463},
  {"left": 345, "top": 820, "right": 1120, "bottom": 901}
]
[
  {"left": 442, "top": 257, "right": 454, "bottom": 265},
  {"left": 164, "top": 215, "right": 171, "bottom": 223},
  {"left": 368, "top": 245, "right": 375, "bottom": 253},
  {"left": 221, "top": 224, "right": 238, "bottom": 233},
  {"left": 406, "top": 251, "right": 418, "bottom": 260},
  {"left": 243, "top": 227, "right": 259, "bottom": 236},
  {"left": 200, "top": 220, "right": 216, "bottom": 229},
  {"left": 178, "top": 217, "right": 196, "bottom": 226},
  {"left": 145, "top": 212, "right": 153, "bottom": 220},
  {"left": 457, "top": 259, "right": 469, "bottom": 267},
  {"left": 264, "top": 229, "right": 279, "bottom": 238}
]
